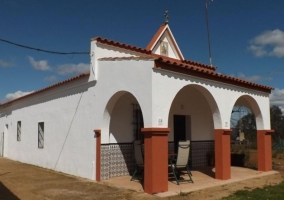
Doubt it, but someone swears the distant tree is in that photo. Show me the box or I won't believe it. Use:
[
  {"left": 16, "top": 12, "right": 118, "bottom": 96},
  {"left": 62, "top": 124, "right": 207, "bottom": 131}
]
[
  {"left": 236, "top": 113, "right": 256, "bottom": 143},
  {"left": 270, "top": 105, "right": 284, "bottom": 143}
]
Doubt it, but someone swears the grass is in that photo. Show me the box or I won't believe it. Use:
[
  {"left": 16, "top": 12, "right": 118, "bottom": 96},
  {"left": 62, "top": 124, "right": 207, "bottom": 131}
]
[{"left": 222, "top": 181, "right": 284, "bottom": 200}]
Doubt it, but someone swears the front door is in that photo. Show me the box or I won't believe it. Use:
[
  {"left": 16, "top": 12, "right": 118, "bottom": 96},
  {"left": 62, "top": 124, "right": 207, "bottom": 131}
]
[{"left": 174, "top": 115, "right": 186, "bottom": 153}]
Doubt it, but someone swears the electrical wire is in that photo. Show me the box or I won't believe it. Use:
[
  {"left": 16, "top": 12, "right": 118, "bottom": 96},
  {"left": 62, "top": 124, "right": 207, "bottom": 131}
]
[{"left": 0, "top": 38, "right": 90, "bottom": 55}]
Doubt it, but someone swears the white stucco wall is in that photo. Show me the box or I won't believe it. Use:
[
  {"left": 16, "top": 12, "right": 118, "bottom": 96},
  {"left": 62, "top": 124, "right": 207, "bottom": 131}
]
[
  {"left": 0, "top": 78, "right": 97, "bottom": 180},
  {"left": 109, "top": 93, "right": 138, "bottom": 143},
  {"left": 93, "top": 59, "right": 153, "bottom": 144},
  {"left": 152, "top": 34, "right": 179, "bottom": 60},
  {"left": 151, "top": 68, "right": 271, "bottom": 130},
  {"left": 168, "top": 86, "right": 214, "bottom": 141},
  {"left": 0, "top": 38, "right": 272, "bottom": 182}
]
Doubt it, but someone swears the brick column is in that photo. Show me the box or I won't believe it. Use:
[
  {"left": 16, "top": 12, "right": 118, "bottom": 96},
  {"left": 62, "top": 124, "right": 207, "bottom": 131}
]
[
  {"left": 94, "top": 129, "right": 101, "bottom": 181},
  {"left": 257, "top": 130, "right": 273, "bottom": 171},
  {"left": 214, "top": 129, "right": 231, "bottom": 180},
  {"left": 141, "top": 128, "right": 170, "bottom": 194}
]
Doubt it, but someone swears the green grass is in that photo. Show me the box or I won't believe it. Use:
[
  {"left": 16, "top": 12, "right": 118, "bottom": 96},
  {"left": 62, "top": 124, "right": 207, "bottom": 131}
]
[{"left": 222, "top": 181, "right": 284, "bottom": 200}]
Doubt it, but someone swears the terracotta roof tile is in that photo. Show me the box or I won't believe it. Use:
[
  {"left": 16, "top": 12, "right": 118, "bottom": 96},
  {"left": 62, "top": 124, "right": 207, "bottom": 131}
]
[
  {"left": 92, "top": 36, "right": 273, "bottom": 93},
  {"left": 155, "top": 57, "right": 274, "bottom": 93},
  {"left": 0, "top": 73, "right": 90, "bottom": 107},
  {"left": 92, "top": 36, "right": 216, "bottom": 71},
  {"left": 92, "top": 37, "right": 152, "bottom": 55},
  {"left": 98, "top": 56, "right": 155, "bottom": 61}
]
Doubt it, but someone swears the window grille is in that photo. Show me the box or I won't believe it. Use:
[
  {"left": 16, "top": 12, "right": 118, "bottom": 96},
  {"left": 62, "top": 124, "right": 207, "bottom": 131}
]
[
  {"left": 17, "top": 121, "right": 21, "bottom": 141},
  {"left": 132, "top": 104, "right": 144, "bottom": 140},
  {"left": 38, "top": 122, "right": 44, "bottom": 148}
]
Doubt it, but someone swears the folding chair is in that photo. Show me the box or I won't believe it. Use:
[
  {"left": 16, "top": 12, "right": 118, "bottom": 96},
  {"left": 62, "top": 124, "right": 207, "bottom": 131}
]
[{"left": 169, "top": 140, "right": 193, "bottom": 185}]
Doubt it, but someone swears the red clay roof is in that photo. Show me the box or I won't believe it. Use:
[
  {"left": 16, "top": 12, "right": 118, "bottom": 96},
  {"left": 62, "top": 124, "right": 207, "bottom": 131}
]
[
  {"left": 92, "top": 36, "right": 216, "bottom": 71},
  {"left": 0, "top": 73, "right": 90, "bottom": 107},
  {"left": 146, "top": 24, "right": 167, "bottom": 50},
  {"left": 92, "top": 37, "right": 152, "bottom": 55},
  {"left": 154, "top": 57, "right": 274, "bottom": 93}
]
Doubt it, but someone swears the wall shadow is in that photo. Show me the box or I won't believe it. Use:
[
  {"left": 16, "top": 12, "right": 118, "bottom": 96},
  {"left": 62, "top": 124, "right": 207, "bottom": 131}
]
[{"left": 0, "top": 181, "right": 20, "bottom": 200}]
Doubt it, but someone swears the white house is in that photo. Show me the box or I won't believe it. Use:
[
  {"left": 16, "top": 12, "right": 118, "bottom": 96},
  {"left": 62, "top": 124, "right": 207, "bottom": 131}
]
[{"left": 0, "top": 23, "right": 274, "bottom": 194}]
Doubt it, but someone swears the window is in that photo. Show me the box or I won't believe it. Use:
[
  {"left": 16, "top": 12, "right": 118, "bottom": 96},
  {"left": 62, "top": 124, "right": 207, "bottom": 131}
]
[
  {"left": 38, "top": 122, "right": 44, "bottom": 148},
  {"left": 132, "top": 104, "right": 144, "bottom": 140},
  {"left": 17, "top": 121, "right": 21, "bottom": 141}
]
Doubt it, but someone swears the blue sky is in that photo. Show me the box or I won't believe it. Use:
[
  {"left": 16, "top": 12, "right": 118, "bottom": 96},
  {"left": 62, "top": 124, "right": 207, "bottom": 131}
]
[{"left": 0, "top": 0, "right": 284, "bottom": 109}]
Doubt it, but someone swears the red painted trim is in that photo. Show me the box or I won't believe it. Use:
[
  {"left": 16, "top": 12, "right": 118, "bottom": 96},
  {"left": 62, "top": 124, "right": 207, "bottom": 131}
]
[
  {"left": 146, "top": 24, "right": 167, "bottom": 50},
  {"left": 164, "top": 29, "right": 183, "bottom": 60},
  {"left": 141, "top": 127, "right": 170, "bottom": 133},
  {"left": 257, "top": 130, "right": 273, "bottom": 172},
  {"left": 141, "top": 127, "right": 169, "bottom": 194},
  {"left": 94, "top": 129, "right": 101, "bottom": 181},
  {"left": 214, "top": 129, "right": 231, "bottom": 180}
]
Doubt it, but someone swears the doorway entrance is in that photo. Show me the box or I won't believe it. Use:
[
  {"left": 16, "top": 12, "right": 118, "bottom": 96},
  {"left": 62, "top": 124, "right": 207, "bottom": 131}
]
[{"left": 174, "top": 115, "right": 187, "bottom": 153}]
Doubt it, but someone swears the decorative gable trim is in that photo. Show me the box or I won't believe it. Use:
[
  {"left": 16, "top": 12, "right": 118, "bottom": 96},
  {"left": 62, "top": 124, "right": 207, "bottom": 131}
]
[{"left": 146, "top": 24, "right": 184, "bottom": 60}]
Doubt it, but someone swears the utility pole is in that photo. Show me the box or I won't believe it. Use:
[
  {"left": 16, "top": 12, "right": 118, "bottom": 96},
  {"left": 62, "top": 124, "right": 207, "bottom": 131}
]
[{"left": 205, "top": 0, "right": 213, "bottom": 67}]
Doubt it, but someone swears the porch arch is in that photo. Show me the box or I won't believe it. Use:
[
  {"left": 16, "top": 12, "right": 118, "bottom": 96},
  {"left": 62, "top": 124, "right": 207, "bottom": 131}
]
[
  {"left": 230, "top": 94, "right": 272, "bottom": 172},
  {"left": 232, "top": 94, "right": 264, "bottom": 130},
  {"left": 102, "top": 90, "right": 145, "bottom": 143},
  {"left": 100, "top": 90, "right": 145, "bottom": 180},
  {"left": 167, "top": 84, "right": 221, "bottom": 167}
]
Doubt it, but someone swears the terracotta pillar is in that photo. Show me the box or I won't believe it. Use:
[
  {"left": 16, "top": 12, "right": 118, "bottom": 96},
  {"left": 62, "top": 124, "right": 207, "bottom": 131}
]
[
  {"left": 257, "top": 130, "right": 273, "bottom": 171},
  {"left": 141, "top": 128, "right": 170, "bottom": 194},
  {"left": 214, "top": 129, "right": 231, "bottom": 180},
  {"left": 94, "top": 129, "right": 101, "bottom": 181}
]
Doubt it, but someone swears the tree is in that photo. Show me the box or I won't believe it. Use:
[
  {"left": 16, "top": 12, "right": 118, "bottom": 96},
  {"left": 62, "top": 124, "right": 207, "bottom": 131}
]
[
  {"left": 236, "top": 113, "right": 256, "bottom": 143},
  {"left": 270, "top": 105, "right": 284, "bottom": 143}
]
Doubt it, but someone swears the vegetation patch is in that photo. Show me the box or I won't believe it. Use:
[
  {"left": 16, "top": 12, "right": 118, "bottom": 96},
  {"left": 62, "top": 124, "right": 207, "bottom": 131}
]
[{"left": 222, "top": 181, "right": 284, "bottom": 200}]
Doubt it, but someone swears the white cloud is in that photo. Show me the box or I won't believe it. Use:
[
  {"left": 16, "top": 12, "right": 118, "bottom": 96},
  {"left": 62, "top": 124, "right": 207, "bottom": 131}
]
[
  {"left": 44, "top": 75, "right": 57, "bottom": 82},
  {"left": 5, "top": 90, "right": 34, "bottom": 101},
  {"left": 270, "top": 88, "right": 284, "bottom": 112},
  {"left": 248, "top": 29, "right": 284, "bottom": 58},
  {"left": 56, "top": 63, "right": 90, "bottom": 75},
  {"left": 28, "top": 56, "right": 51, "bottom": 71},
  {"left": 0, "top": 59, "right": 13, "bottom": 68},
  {"left": 232, "top": 73, "right": 272, "bottom": 82},
  {"left": 28, "top": 56, "right": 89, "bottom": 75}
]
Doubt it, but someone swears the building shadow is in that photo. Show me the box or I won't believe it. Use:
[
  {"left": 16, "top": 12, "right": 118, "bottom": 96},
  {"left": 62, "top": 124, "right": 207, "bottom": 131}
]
[{"left": 0, "top": 181, "right": 20, "bottom": 200}]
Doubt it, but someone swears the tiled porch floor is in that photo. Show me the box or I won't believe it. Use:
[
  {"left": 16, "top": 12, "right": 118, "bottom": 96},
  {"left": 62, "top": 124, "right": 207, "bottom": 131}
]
[{"left": 102, "top": 166, "right": 279, "bottom": 198}]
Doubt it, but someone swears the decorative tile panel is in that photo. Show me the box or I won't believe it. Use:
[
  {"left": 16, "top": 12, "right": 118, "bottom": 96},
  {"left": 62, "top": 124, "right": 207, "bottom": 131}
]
[
  {"left": 101, "top": 142, "right": 186, "bottom": 180},
  {"left": 191, "top": 140, "right": 214, "bottom": 167},
  {"left": 101, "top": 145, "right": 110, "bottom": 180}
]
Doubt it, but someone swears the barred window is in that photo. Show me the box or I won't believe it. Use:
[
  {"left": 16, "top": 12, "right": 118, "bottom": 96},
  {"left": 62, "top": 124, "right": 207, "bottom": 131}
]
[
  {"left": 38, "top": 122, "right": 44, "bottom": 148},
  {"left": 17, "top": 121, "right": 21, "bottom": 141},
  {"left": 132, "top": 104, "right": 144, "bottom": 140}
]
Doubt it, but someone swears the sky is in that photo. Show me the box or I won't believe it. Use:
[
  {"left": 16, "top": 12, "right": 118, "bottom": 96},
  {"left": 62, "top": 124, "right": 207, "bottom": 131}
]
[{"left": 0, "top": 0, "right": 284, "bottom": 110}]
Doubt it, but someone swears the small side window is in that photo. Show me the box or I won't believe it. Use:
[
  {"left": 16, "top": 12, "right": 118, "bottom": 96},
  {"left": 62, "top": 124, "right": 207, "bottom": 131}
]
[
  {"left": 38, "top": 122, "right": 44, "bottom": 148},
  {"left": 17, "top": 121, "right": 21, "bottom": 141}
]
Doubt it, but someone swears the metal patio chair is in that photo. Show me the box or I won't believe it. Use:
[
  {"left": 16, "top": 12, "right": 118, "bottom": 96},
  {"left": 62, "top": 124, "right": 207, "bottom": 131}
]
[
  {"left": 169, "top": 140, "right": 193, "bottom": 185},
  {"left": 130, "top": 140, "right": 144, "bottom": 182}
]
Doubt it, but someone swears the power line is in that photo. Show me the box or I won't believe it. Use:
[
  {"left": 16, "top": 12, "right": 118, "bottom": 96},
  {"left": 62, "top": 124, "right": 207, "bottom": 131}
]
[{"left": 0, "top": 38, "right": 90, "bottom": 55}]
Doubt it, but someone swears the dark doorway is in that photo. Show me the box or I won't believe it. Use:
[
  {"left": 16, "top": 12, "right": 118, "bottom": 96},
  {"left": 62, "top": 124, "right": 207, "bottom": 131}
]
[{"left": 174, "top": 115, "right": 186, "bottom": 153}]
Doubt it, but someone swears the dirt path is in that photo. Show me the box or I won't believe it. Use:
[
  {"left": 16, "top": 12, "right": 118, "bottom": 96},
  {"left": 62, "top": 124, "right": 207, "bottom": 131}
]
[{"left": 0, "top": 158, "right": 283, "bottom": 200}]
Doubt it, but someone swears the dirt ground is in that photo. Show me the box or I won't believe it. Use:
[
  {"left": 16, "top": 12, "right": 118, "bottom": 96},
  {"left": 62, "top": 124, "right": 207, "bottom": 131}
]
[{"left": 0, "top": 155, "right": 284, "bottom": 200}]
